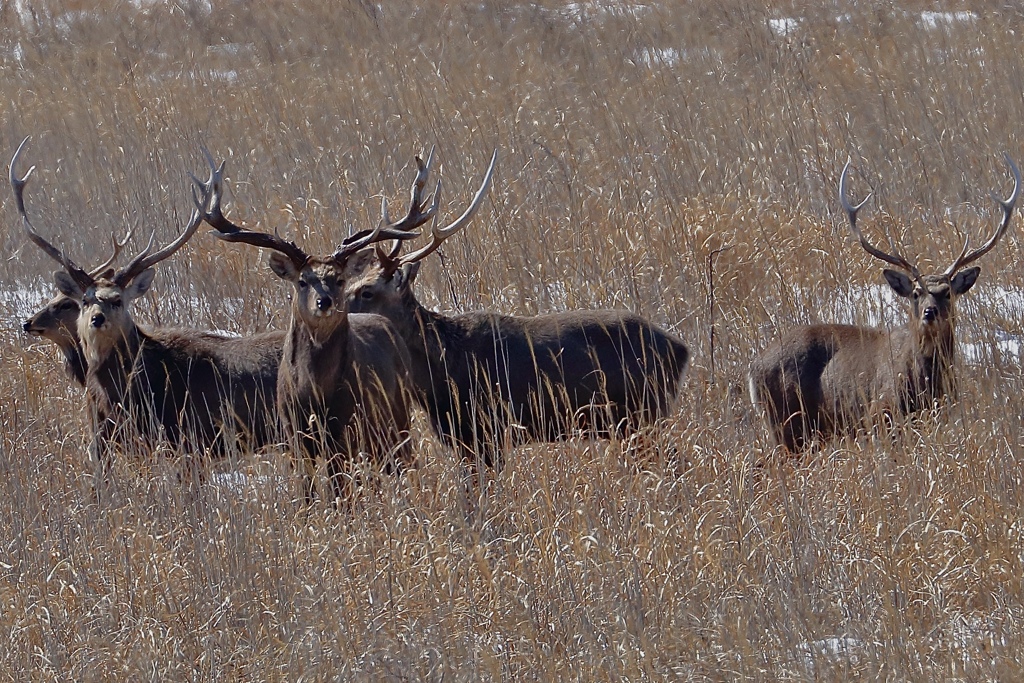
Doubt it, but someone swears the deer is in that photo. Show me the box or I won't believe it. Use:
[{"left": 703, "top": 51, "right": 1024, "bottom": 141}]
[
  {"left": 11, "top": 137, "right": 285, "bottom": 489},
  {"left": 22, "top": 230, "right": 131, "bottom": 386},
  {"left": 346, "top": 149, "right": 691, "bottom": 471},
  {"left": 196, "top": 150, "right": 430, "bottom": 505},
  {"left": 748, "top": 155, "right": 1020, "bottom": 452}
]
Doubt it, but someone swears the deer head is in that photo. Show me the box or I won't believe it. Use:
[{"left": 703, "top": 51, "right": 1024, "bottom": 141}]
[
  {"left": 11, "top": 136, "right": 211, "bottom": 364},
  {"left": 347, "top": 149, "right": 497, "bottom": 317},
  {"left": 196, "top": 148, "right": 425, "bottom": 342},
  {"left": 22, "top": 229, "right": 131, "bottom": 344},
  {"left": 840, "top": 155, "right": 1020, "bottom": 346}
]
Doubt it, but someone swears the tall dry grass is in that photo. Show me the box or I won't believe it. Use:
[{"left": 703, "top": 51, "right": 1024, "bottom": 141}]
[{"left": 1, "top": 0, "right": 1023, "bottom": 679}]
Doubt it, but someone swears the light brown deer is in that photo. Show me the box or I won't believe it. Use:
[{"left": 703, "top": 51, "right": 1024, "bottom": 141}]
[
  {"left": 749, "top": 156, "right": 1020, "bottom": 452},
  {"left": 346, "top": 150, "right": 690, "bottom": 470},
  {"left": 22, "top": 230, "right": 132, "bottom": 386},
  {"left": 197, "top": 150, "right": 427, "bottom": 504},
  {"left": 11, "top": 138, "right": 284, "bottom": 487}
]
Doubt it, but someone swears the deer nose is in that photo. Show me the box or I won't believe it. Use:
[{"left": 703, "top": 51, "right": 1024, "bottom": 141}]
[
  {"left": 923, "top": 306, "right": 938, "bottom": 322},
  {"left": 22, "top": 320, "right": 32, "bottom": 332},
  {"left": 316, "top": 296, "right": 333, "bottom": 312},
  {"left": 91, "top": 313, "right": 106, "bottom": 328}
]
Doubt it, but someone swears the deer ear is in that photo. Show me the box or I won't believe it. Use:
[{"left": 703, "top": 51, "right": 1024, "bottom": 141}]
[
  {"left": 399, "top": 262, "right": 421, "bottom": 288},
  {"left": 883, "top": 269, "right": 914, "bottom": 297},
  {"left": 124, "top": 268, "right": 155, "bottom": 301},
  {"left": 54, "top": 271, "right": 84, "bottom": 300},
  {"left": 342, "top": 248, "right": 378, "bottom": 279},
  {"left": 951, "top": 266, "right": 980, "bottom": 295},
  {"left": 268, "top": 253, "right": 299, "bottom": 281}
]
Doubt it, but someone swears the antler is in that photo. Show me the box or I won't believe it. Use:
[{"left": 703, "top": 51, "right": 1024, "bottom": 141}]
[
  {"left": 375, "top": 147, "right": 442, "bottom": 273},
  {"left": 196, "top": 148, "right": 416, "bottom": 266},
  {"left": 384, "top": 149, "right": 497, "bottom": 269},
  {"left": 195, "top": 148, "right": 311, "bottom": 268},
  {"left": 943, "top": 154, "right": 1021, "bottom": 277},
  {"left": 839, "top": 159, "right": 924, "bottom": 282},
  {"left": 332, "top": 223, "right": 425, "bottom": 262},
  {"left": 381, "top": 146, "right": 441, "bottom": 234},
  {"left": 10, "top": 136, "right": 95, "bottom": 290}
]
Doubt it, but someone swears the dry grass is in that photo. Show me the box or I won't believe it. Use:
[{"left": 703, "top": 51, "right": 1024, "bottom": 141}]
[{"left": 1, "top": 0, "right": 1023, "bottom": 679}]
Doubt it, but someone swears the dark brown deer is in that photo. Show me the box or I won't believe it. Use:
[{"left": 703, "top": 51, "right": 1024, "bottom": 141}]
[
  {"left": 197, "top": 150, "right": 426, "bottom": 504},
  {"left": 11, "top": 138, "right": 284, "bottom": 486},
  {"left": 22, "top": 231, "right": 131, "bottom": 386},
  {"left": 749, "top": 156, "right": 1020, "bottom": 452},
  {"left": 346, "top": 150, "right": 690, "bottom": 470}
]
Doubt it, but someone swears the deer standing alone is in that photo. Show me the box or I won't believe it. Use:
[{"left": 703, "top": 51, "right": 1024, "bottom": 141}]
[
  {"left": 22, "top": 231, "right": 131, "bottom": 386},
  {"left": 749, "top": 155, "right": 1020, "bottom": 452},
  {"left": 346, "top": 149, "right": 690, "bottom": 470},
  {"left": 11, "top": 138, "right": 284, "bottom": 486},
  {"left": 197, "top": 151, "right": 429, "bottom": 504}
]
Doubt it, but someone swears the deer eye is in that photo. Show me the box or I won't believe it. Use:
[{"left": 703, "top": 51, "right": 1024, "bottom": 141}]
[
  {"left": 298, "top": 280, "right": 309, "bottom": 289},
  {"left": 360, "top": 289, "right": 374, "bottom": 300},
  {"left": 58, "top": 300, "right": 77, "bottom": 311}
]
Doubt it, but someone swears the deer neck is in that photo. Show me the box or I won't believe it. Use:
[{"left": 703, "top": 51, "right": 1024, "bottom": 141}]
[
  {"left": 286, "top": 313, "right": 351, "bottom": 391},
  {"left": 906, "top": 319, "right": 957, "bottom": 401},
  {"left": 85, "top": 324, "right": 145, "bottom": 406},
  {"left": 61, "top": 341, "right": 88, "bottom": 386},
  {"left": 82, "top": 322, "right": 142, "bottom": 373},
  {"left": 368, "top": 290, "right": 456, "bottom": 412}
]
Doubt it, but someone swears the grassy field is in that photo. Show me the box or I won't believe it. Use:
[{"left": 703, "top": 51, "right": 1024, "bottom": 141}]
[{"left": 1, "top": 0, "right": 1024, "bottom": 679}]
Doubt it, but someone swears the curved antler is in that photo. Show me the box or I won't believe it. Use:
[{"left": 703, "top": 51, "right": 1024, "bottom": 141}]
[
  {"left": 391, "top": 149, "right": 497, "bottom": 267},
  {"left": 333, "top": 223, "right": 425, "bottom": 262},
  {"left": 373, "top": 147, "right": 441, "bottom": 276},
  {"left": 381, "top": 146, "right": 441, "bottom": 234},
  {"left": 943, "top": 154, "right": 1021, "bottom": 277},
  {"left": 9, "top": 136, "right": 94, "bottom": 290},
  {"left": 839, "top": 158, "right": 923, "bottom": 282},
  {"left": 195, "top": 147, "right": 311, "bottom": 268}
]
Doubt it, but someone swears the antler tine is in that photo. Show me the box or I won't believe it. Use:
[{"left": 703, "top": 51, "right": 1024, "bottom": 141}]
[
  {"left": 9, "top": 136, "right": 94, "bottom": 289},
  {"left": 839, "top": 158, "right": 922, "bottom": 280},
  {"left": 334, "top": 223, "right": 422, "bottom": 262},
  {"left": 196, "top": 149, "right": 311, "bottom": 267},
  {"left": 398, "top": 149, "right": 497, "bottom": 266},
  {"left": 90, "top": 226, "right": 134, "bottom": 276},
  {"left": 944, "top": 153, "right": 1021, "bottom": 276},
  {"left": 381, "top": 145, "right": 441, "bottom": 234}
]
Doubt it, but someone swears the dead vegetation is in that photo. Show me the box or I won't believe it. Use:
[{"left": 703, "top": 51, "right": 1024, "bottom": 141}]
[{"left": 0, "top": 0, "right": 1022, "bottom": 679}]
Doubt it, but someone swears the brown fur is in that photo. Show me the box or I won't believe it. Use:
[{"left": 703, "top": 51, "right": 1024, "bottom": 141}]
[
  {"left": 23, "top": 292, "right": 88, "bottom": 386},
  {"left": 56, "top": 273, "right": 285, "bottom": 476},
  {"left": 347, "top": 259, "right": 690, "bottom": 469},
  {"left": 266, "top": 254, "right": 414, "bottom": 504},
  {"left": 749, "top": 266, "right": 979, "bottom": 451}
]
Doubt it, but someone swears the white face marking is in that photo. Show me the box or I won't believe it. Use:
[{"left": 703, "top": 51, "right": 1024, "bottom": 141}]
[{"left": 77, "top": 281, "right": 135, "bottom": 364}]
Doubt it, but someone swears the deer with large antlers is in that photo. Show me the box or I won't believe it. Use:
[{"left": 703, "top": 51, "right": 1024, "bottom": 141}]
[
  {"left": 22, "top": 230, "right": 131, "bottom": 386},
  {"left": 749, "top": 155, "right": 1020, "bottom": 452},
  {"left": 346, "top": 149, "right": 690, "bottom": 470},
  {"left": 198, "top": 151, "right": 424, "bottom": 505},
  {"left": 11, "top": 138, "right": 284, "bottom": 486}
]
